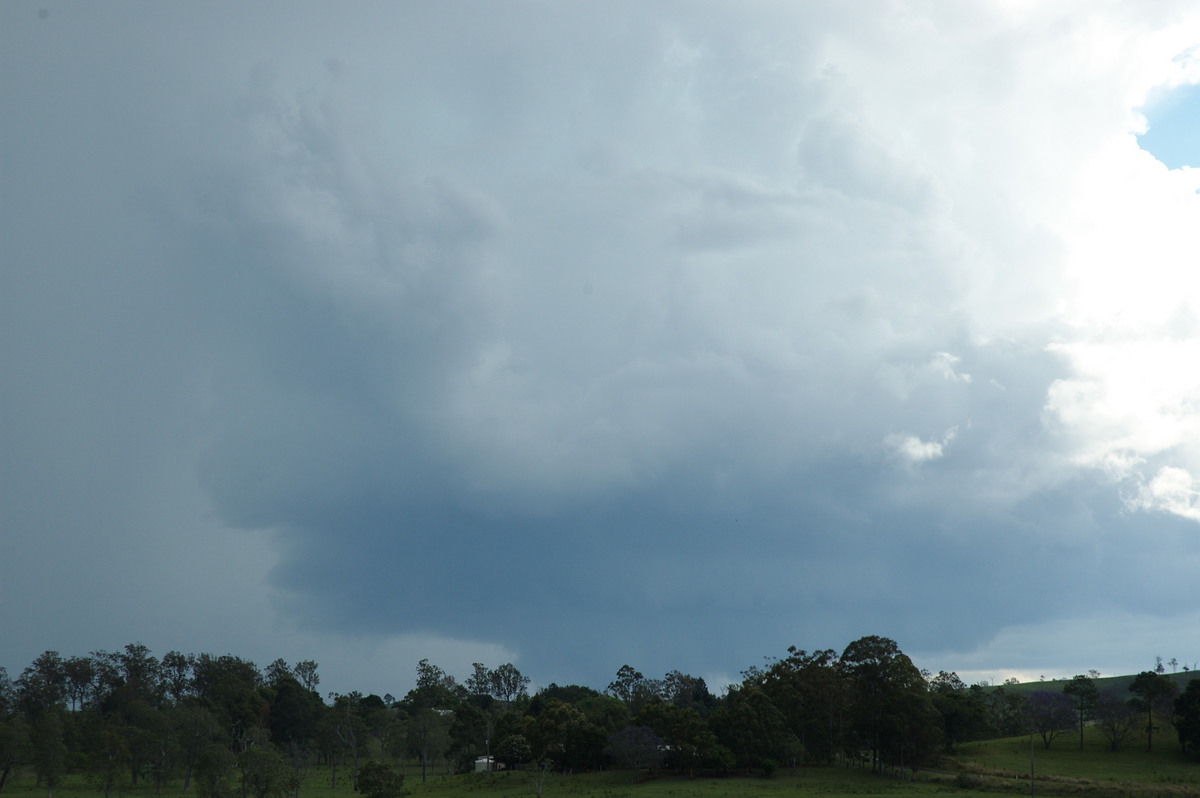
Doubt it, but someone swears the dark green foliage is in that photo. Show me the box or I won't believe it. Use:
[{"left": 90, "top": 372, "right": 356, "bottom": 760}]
[
  {"left": 661, "top": 670, "right": 716, "bottom": 716},
  {"left": 710, "top": 686, "right": 796, "bottom": 773},
  {"left": 404, "top": 661, "right": 462, "bottom": 711},
  {"left": 266, "top": 676, "right": 324, "bottom": 750},
  {"left": 82, "top": 723, "right": 129, "bottom": 798},
  {"left": 32, "top": 711, "right": 67, "bottom": 797},
  {"left": 17, "top": 652, "right": 67, "bottom": 720},
  {"left": 751, "top": 648, "right": 842, "bottom": 763},
  {"left": 238, "top": 732, "right": 299, "bottom": 798},
  {"left": 928, "top": 672, "right": 989, "bottom": 752},
  {"left": 20, "top": 635, "right": 1197, "bottom": 798},
  {"left": 192, "top": 654, "right": 265, "bottom": 742},
  {"left": 529, "top": 684, "right": 599, "bottom": 709},
  {"left": 984, "top": 686, "right": 1027, "bottom": 738},
  {"left": 606, "top": 666, "right": 662, "bottom": 715},
  {"left": 356, "top": 761, "right": 404, "bottom": 798},
  {"left": 494, "top": 733, "right": 531, "bottom": 769},
  {"left": 1062, "top": 675, "right": 1099, "bottom": 751},
  {"left": 840, "top": 636, "right": 939, "bottom": 772},
  {"left": 636, "top": 702, "right": 716, "bottom": 775},
  {"left": 1175, "top": 677, "right": 1200, "bottom": 757},
  {"left": 160, "top": 651, "right": 195, "bottom": 703},
  {"left": 1129, "top": 670, "right": 1179, "bottom": 752},
  {"left": 526, "top": 698, "right": 605, "bottom": 771},
  {"left": 193, "top": 743, "right": 236, "bottom": 798},
  {"left": 0, "top": 714, "right": 28, "bottom": 793},
  {"left": 488, "top": 664, "right": 530, "bottom": 703}
]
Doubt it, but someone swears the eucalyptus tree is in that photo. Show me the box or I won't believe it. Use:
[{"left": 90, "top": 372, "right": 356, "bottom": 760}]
[
  {"left": 636, "top": 701, "right": 716, "bottom": 776},
  {"left": 62, "top": 656, "right": 97, "bottom": 712},
  {"left": 17, "top": 652, "right": 67, "bottom": 720},
  {"left": 291, "top": 662, "right": 319, "bottom": 693},
  {"left": 191, "top": 654, "right": 264, "bottom": 746},
  {"left": 753, "top": 648, "right": 843, "bottom": 763},
  {"left": 606, "top": 666, "right": 662, "bottom": 715},
  {"left": 928, "top": 671, "right": 988, "bottom": 752},
  {"left": 31, "top": 711, "right": 66, "bottom": 797},
  {"left": 709, "top": 685, "right": 796, "bottom": 774},
  {"left": 1128, "top": 670, "right": 1178, "bottom": 752},
  {"left": 160, "top": 652, "right": 195, "bottom": 704},
  {"left": 1062, "top": 675, "right": 1098, "bottom": 750},
  {"left": 839, "top": 636, "right": 937, "bottom": 772}
]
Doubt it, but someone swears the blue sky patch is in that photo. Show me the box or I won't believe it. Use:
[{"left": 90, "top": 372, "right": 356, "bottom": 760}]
[{"left": 1138, "top": 82, "right": 1200, "bottom": 168}]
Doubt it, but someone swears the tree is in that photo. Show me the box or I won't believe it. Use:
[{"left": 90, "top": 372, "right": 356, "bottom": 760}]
[
  {"left": 1062, "top": 675, "right": 1098, "bottom": 750},
  {"left": 1175, "top": 678, "right": 1200, "bottom": 757},
  {"left": 661, "top": 670, "right": 716, "bottom": 716},
  {"left": 489, "top": 664, "right": 530, "bottom": 703},
  {"left": 17, "top": 652, "right": 66, "bottom": 721},
  {"left": 984, "top": 687, "right": 1026, "bottom": 738},
  {"left": 0, "top": 714, "right": 29, "bottom": 793},
  {"left": 173, "top": 703, "right": 221, "bottom": 792},
  {"left": 749, "top": 648, "right": 842, "bottom": 764},
  {"left": 636, "top": 703, "right": 715, "bottom": 776},
  {"left": 710, "top": 686, "right": 796, "bottom": 774},
  {"left": 1129, "top": 671, "right": 1178, "bottom": 752},
  {"left": 606, "top": 726, "right": 664, "bottom": 781},
  {"left": 31, "top": 711, "right": 66, "bottom": 798},
  {"left": 1094, "top": 691, "right": 1138, "bottom": 752},
  {"left": 291, "top": 662, "right": 319, "bottom": 694},
  {"left": 928, "top": 672, "right": 988, "bottom": 753},
  {"left": 264, "top": 660, "right": 291, "bottom": 687},
  {"left": 406, "top": 661, "right": 461, "bottom": 711},
  {"left": 1022, "top": 691, "right": 1075, "bottom": 749},
  {"left": 606, "top": 666, "right": 661, "bottom": 715},
  {"left": 356, "top": 761, "right": 403, "bottom": 798},
  {"left": 527, "top": 698, "right": 604, "bottom": 772},
  {"left": 407, "top": 708, "right": 451, "bottom": 783},
  {"left": 113, "top": 643, "right": 163, "bottom": 707},
  {"left": 237, "top": 730, "right": 298, "bottom": 798},
  {"left": 329, "top": 694, "right": 367, "bottom": 788},
  {"left": 62, "top": 656, "right": 97, "bottom": 712},
  {"left": 839, "top": 636, "right": 937, "bottom": 772},
  {"left": 160, "top": 652, "right": 195, "bottom": 704},
  {"left": 193, "top": 743, "right": 236, "bottom": 798},
  {"left": 192, "top": 654, "right": 264, "bottom": 745},
  {"left": 466, "top": 664, "right": 492, "bottom": 700},
  {"left": 448, "top": 701, "right": 488, "bottom": 772},
  {"left": 84, "top": 723, "right": 130, "bottom": 798},
  {"left": 494, "top": 733, "right": 531, "bottom": 770}
]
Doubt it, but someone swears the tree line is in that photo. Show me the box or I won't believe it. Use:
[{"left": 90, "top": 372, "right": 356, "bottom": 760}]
[{"left": 1, "top": 637, "right": 1198, "bottom": 798}]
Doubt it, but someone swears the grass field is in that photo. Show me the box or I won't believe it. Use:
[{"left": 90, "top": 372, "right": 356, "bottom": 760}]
[
  {"left": 2, "top": 725, "right": 1196, "bottom": 798},
  {"left": 0, "top": 767, "right": 990, "bottom": 798}
]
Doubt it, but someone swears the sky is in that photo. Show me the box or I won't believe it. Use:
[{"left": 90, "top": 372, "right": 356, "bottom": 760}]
[{"left": 4, "top": 1, "right": 1200, "bottom": 700}]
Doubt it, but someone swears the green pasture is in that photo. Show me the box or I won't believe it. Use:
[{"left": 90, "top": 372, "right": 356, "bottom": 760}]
[
  {"left": 947, "top": 724, "right": 1199, "bottom": 795},
  {"left": 2, "top": 727, "right": 1196, "bottom": 798},
  {"left": 0, "top": 767, "right": 985, "bottom": 798}
]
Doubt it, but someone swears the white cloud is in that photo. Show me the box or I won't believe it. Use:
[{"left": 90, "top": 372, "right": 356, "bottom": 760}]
[
  {"left": 931, "top": 352, "right": 972, "bottom": 384},
  {"left": 885, "top": 427, "right": 959, "bottom": 465},
  {"left": 1131, "top": 465, "right": 1200, "bottom": 522}
]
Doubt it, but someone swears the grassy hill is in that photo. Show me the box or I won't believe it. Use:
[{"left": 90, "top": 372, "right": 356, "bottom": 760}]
[{"left": 996, "top": 670, "right": 1196, "bottom": 696}]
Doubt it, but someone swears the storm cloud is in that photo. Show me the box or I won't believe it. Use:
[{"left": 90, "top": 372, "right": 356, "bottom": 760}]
[{"left": 4, "top": 0, "right": 1200, "bottom": 694}]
